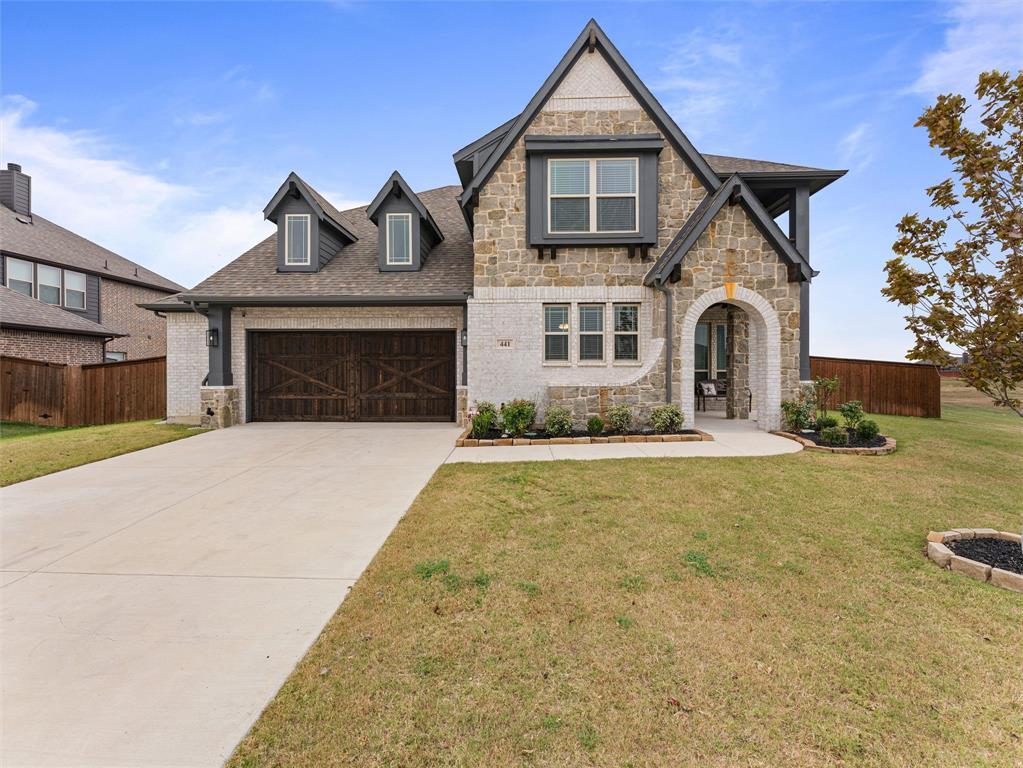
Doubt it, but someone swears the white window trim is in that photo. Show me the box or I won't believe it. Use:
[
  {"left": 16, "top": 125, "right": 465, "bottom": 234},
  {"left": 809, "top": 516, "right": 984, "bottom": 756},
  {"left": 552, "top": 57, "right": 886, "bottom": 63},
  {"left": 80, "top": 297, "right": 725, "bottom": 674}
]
[
  {"left": 547, "top": 157, "right": 639, "bottom": 235},
  {"left": 577, "top": 304, "right": 605, "bottom": 364},
  {"left": 284, "top": 213, "right": 312, "bottom": 266},
  {"left": 5, "top": 256, "right": 34, "bottom": 298},
  {"left": 63, "top": 269, "right": 87, "bottom": 311},
  {"left": 36, "top": 264, "right": 62, "bottom": 306},
  {"left": 542, "top": 304, "right": 571, "bottom": 366},
  {"left": 386, "top": 212, "right": 413, "bottom": 266},
  {"left": 612, "top": 303, "right": 642, "bottom": 365}
]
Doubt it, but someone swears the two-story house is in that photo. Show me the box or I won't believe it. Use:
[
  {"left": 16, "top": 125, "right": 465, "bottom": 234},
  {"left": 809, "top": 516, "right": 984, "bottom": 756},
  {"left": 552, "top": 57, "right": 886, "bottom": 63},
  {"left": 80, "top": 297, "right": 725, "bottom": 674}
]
[
  {"left": 0, "top": 163, "right": 183, "bottom": 365},
  {"left": 150, "top": 20, "right": 843, "bottom": 431}
]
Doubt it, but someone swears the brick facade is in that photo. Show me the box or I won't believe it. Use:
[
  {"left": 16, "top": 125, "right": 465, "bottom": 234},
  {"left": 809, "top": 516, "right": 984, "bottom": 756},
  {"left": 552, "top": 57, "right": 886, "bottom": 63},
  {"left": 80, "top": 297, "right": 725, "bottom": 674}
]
[
  {"left": 101, "top": 280, "right": 172, "bottom": 359},
  {"left": 0, "top": 328, "right": 104, "bottom": 365}
]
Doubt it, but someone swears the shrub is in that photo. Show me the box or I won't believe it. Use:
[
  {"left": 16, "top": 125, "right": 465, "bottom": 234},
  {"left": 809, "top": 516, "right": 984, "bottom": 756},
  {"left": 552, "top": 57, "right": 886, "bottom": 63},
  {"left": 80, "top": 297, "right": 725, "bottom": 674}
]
[
  {"left": 586, "top": 416, "right": 605, "bottom": 437},
  {"left": 470, "top": 409, "right": 495, "bottom": 439},
  {"left": 500, "top": 399, "right": 536, "bottom": 437},
  {"left": 605, "top": 404, "right": 633, "bottom": 434},
  {"left": 856, "top": 419, "right": 880, "bottom": 441},
  {"left": 815, "top": 414, "right": 839, "bottom": 430},
  {"left": 820, "top": 426, "right": 849, "bottom": 446},
  {"left": 649, "top": 404, "right": 685, "bottom": 433},
  {"left": 543, "top": 405, "right": 574, "bottom": 437},
  {"left": 781, "top": 399, "right": 814, "bottom": 431},
  {"left": 812, "top": 375, "right": 841, "bottom": 416},
  {"left": 838, "top": 400, "right": 865, "bottom": 430}
]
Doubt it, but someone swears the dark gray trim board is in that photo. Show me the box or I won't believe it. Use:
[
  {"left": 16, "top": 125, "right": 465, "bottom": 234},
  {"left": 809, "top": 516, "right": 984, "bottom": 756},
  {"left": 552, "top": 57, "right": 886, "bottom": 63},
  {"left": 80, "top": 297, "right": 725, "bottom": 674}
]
[
  {"left": 175, "top": 293, "right": 470, "bottom": 307},
  {"left": 206, "top": 305, "right": 232, "bottom": 386}
]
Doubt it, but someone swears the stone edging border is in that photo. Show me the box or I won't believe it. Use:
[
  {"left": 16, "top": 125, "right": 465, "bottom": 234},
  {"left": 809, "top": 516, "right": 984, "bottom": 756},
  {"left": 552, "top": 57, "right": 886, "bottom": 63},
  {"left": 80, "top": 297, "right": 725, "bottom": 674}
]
[
  {"left": 455, "top": 429, "right": 714, "bottom": 448},
  {"left": 771, "top": 431, "right": 897, "bottom": 455},
  {"left": 925, "top": 529, "right": 1023, "bottom": 593}
]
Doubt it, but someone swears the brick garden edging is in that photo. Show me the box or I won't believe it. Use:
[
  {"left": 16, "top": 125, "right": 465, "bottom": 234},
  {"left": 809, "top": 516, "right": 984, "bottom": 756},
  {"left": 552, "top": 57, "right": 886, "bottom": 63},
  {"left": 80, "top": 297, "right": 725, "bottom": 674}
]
[
  {"left": 771, "top": 431, "right": 897, "bottom": 455},
  {"left": 925, "top": 529, "right": 1023, "bottom": 593},
  {"left": 455, "top": 429, "right": 714, "bottom": 448}
]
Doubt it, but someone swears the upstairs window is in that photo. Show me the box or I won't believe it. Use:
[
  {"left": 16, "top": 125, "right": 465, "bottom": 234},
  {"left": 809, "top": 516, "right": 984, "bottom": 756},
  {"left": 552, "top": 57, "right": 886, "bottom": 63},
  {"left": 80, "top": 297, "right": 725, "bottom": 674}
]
[
  {"left": 386, "top": 213, "right": 412, "bottom": 265},
  {"left": 548, "top": 158, "right": 638, "bottom": 235},
  {"left": 38, "top": 265, "right": 62, "bottom": 305},
  {"left": 285, "top": 214, "right": 311, "bottom": 265},
  {"left": 64, "top": 270, "right": 86, "bottom": 310},
  {"left": 5, "top": 257, "right": 33, "bottom": 297}
]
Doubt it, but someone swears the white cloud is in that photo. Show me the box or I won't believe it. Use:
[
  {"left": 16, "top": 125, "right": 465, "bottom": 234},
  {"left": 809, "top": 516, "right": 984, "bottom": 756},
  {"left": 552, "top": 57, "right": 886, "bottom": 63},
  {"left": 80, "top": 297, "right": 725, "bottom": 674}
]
[
  {"left": 912, "top": 0, "right": 1023, "bottom": 98},
  {"left": 837, "top": 122, "right": 876, "bottom": 169},
  {"left": 0, "top": 96, "right": 278, "bottom": 288},
  {"left": 654, "top": 26, "right": 778, "bottom": 140}
]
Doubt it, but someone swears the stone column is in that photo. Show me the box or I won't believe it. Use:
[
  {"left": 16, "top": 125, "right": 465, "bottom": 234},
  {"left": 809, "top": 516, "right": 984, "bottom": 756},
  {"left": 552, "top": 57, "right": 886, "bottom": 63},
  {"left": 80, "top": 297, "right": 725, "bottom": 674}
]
[
  {"left": 200, "top": 386, "right": 240, "bottom": 429},
  {"left": 727, "top": 308, "right": 750, "bottom": 419}
]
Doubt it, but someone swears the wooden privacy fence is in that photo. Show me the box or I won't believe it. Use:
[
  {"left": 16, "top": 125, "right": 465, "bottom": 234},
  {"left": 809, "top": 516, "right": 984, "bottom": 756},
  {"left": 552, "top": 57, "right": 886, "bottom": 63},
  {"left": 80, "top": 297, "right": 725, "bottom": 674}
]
[
  {"left": 1, "top": 355, "right": 166, "bottom": 427},
  {"left": 809, "top": 356, "right": 941, "bottom": 418}
]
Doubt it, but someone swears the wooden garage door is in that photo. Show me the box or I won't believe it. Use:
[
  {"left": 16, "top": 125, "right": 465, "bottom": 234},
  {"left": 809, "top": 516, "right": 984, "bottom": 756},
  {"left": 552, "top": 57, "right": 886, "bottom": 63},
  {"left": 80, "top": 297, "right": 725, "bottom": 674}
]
[{"left": 249, "top": 331, "right": 456, "bottom": 422}]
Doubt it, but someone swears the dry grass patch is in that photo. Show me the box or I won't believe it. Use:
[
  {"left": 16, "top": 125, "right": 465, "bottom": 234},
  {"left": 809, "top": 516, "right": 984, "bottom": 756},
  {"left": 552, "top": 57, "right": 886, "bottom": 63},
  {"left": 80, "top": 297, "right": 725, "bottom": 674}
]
[{"left": 230, "top": 405, "right": 1022, "bottom": 768}]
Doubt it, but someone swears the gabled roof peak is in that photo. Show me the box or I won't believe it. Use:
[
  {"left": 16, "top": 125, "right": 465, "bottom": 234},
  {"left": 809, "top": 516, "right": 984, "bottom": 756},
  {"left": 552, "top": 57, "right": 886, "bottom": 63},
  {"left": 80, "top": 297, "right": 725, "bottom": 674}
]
[
  {"left": 263, "top": 171, "right": 359, "bottom": 243},
  {"left": 366, "top": 171, "right": 444, "bottom": 243}
]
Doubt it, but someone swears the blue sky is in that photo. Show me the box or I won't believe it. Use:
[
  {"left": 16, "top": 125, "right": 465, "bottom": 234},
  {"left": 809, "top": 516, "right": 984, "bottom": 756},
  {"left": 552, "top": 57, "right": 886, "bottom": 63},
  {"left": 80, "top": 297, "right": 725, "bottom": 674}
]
[{"left": 2, "top": 1, "right": 1021, "bottom": 360}]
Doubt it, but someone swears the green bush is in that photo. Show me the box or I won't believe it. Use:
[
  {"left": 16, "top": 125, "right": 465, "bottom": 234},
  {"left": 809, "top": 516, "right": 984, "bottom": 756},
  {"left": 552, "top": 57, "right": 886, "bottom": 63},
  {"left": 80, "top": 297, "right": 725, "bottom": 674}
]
[
  {"left": 500, "top": 399, "right": 536, "bottom": 437},
  {"left": 838, "top": 400, "right": 865, "bottom": 430},
  {"left": 781, "top": 399, "right": 814, "bottom": 431},
  {"left": 815, "top": 414, "right": 839, "bottom": 430},
  {"left": 543, "top": 405, "right": 574, "bottom": 437},
  {"left": 820, "top": 426, "right": 849, "bottom": 446},
  {"left": 605, "top": 404, "right": 633, "bottom": 434},
  {"left": 587, "top": 416, "right": 605, "bottom": 437},
  {"left": 856, "top": 419, "right": 880, "bottom": 441},
  {"left": 470, "top": 401, "right": 498, "bottom": 439},
  {"left": 812, "top": 375, "right": 840, "bottom": 416},
  {"left": 649, "top": 404, "right": 685, "bottom": 433}
]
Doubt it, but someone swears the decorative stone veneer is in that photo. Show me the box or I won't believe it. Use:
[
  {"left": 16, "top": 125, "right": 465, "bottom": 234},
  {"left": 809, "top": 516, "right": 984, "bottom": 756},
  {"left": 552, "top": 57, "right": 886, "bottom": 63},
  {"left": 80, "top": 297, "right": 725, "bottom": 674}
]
[
  {"left": 469, "top": 50, "right": 800, "bottom": 431},
  {"left": 0, "top": 329, "right": 104, "bottom": 365},
  {"left": 200, "top": 386, "right": 240, "bottom": 429},
  {"left": 925, "top": 529, "right": 1023, "bottom": 593},
  {"left": 101, "top": 281, "right": 173, "bottom": 359}
]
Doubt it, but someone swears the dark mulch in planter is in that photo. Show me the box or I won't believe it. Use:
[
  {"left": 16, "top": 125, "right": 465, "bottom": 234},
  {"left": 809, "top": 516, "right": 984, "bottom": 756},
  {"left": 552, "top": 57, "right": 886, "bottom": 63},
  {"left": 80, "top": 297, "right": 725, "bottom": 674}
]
[
  {"left": 949, "top": 538, "right": 1023, "bottom": 575},
  {"left": 472, "top": 427, "right": 700, "bottom": 441},
  {"left": 797, "top": 428, "right": 887, "bottom": 449}
]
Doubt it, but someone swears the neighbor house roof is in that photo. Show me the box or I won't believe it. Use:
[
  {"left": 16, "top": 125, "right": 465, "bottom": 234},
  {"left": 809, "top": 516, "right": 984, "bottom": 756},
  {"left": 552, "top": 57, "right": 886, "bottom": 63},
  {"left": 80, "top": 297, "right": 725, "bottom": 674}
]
[
  {"left": 0, "top": 284, "right": 123, "bottom": 337},
  {"left": 0, "top": 204, "right": 184, "bottom": 293},
  {"left": 157, "top": 185, "right": 472, "bottom": 306}
]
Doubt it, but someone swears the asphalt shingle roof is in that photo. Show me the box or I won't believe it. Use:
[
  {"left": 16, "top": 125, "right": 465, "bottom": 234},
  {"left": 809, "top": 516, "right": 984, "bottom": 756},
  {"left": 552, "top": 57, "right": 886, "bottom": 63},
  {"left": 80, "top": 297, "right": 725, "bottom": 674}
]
[
  {"left": 703, "top": 154, "right": 839, "bottom": 176},
  {"left": 183, "top": 185, "right": 473, "bottom": 300},
  {"left": 0, "top": 284, "right": 122, "bottom": 336},
  {"left": 0, "top": 204, "right": 183, "bottom": 293}
]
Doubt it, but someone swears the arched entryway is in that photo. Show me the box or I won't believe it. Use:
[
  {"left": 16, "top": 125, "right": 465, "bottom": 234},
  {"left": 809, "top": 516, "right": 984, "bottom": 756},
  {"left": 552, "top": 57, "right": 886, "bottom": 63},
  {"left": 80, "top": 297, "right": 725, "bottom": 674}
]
[{"left": 680, "top": 286, "right": 782, "bottom": 432}]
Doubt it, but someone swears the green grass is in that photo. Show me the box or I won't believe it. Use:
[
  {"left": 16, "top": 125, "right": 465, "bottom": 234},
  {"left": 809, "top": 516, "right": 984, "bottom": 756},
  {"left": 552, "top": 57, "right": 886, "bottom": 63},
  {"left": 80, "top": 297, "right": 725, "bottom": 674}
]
[
  {"left": 0, "top": 420, "right": 202, "bottom": 486},
  {"left": 229, "top": 400, "right": 1023, "bottom": 768}
]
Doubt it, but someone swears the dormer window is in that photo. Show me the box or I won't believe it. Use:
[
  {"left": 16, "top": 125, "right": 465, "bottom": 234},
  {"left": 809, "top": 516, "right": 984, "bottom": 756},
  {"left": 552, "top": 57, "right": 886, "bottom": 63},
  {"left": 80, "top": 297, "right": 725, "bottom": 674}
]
[
  {"left": 386, "top": 213, "right": 412, "bottom": 266},
  {"left": 548, "top": 158, "right": 638, "bottom": 234},
  {"left": 285, "top": 214, "right": 311, "bottom": 266}
]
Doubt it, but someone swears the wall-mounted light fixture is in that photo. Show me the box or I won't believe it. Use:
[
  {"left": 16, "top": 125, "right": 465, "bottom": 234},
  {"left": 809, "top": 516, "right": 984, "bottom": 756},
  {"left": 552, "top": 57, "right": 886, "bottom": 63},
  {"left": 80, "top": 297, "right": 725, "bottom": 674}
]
[
  {"left": 206, "top": 328, "right": 219, "bottom": 348},
  {"left": 460, "top": 329, "right": 468, "bottom": 347}
]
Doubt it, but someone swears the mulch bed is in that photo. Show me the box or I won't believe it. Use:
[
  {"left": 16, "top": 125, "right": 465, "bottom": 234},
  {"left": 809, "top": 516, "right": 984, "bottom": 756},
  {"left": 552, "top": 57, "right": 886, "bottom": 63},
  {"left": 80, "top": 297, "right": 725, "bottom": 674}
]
[
  {"left": 949, "top": 538, "right": 1023, "bottom": 575},
  {"left": 797, "top": 428, "right": 887, "bottom": 449},
  {"left": 473, "top": 428, "right": 701, "bottom": 441}
]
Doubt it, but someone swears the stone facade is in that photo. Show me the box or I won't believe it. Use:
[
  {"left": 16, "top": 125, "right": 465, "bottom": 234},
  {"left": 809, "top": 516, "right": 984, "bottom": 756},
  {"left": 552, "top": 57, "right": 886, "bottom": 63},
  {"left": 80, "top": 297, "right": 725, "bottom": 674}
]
[
  {"left": 467, "top": 49, "right": 800, "bottom": 431},
  {"left": 165, "top": 306, "right": 463, "bottom": 425},
  {"left": 0, "top": 328, "right": 104, "bottom": 365},
  {"left": 101, "top": 280, "right": 172, "bottom": 359},
  {"left": 200, "top": 386, "right": 240, "bottom": 429}
]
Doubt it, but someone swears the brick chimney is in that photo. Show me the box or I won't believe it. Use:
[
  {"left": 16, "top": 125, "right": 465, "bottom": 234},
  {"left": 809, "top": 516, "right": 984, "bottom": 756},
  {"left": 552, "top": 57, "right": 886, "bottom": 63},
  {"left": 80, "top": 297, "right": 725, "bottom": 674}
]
[{"left": 0, "top": 163, "right": 32, "bottom": 216}]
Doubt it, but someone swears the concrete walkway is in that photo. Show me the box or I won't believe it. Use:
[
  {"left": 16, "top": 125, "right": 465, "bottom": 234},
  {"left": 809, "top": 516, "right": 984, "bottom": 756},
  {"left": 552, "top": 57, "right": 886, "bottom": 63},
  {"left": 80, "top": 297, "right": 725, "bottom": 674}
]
[
  {"left": 0, "top": 422, "right": 461, "bottom": 768},
  {"left": 446, "top": 415, "right": 800, "bottom": 464}
]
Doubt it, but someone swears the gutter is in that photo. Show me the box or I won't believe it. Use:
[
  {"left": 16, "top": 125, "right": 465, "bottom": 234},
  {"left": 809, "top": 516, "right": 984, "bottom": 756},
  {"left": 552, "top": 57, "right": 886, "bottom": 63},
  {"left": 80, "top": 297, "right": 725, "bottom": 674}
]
[
  {"left": 174, "top": 293, "right": 470, "bottom": 307},
  {"left": 653, "top": 280, "right": 673, "bottom": 405}
]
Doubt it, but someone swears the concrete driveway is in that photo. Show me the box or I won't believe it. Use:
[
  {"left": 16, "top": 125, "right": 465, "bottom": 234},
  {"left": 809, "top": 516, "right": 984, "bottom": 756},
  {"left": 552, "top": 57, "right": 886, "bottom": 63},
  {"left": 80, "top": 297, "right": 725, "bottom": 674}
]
[{"left": 0, "top": 422, "right": 460, "bottom": 768}]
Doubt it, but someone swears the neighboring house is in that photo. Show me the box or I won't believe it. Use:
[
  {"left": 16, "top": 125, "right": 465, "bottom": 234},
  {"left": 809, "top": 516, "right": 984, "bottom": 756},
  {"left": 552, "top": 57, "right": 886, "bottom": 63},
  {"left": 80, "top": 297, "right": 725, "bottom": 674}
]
[
  {"left": 0, "top": 163, "right": 183, "bottom": 364},
  {"left": 150, "top": 20, "right": 844, "bottom": 431}
]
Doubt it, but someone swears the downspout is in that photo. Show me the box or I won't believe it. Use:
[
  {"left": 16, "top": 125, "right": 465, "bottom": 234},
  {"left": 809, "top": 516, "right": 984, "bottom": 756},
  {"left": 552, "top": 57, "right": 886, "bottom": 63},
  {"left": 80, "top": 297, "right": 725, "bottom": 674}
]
[
  {"left": 461, "top": 299, "right": 469, "bottom": 387},
  {"left": 654, "top": 280, "right": 672, "bottom": 404}
]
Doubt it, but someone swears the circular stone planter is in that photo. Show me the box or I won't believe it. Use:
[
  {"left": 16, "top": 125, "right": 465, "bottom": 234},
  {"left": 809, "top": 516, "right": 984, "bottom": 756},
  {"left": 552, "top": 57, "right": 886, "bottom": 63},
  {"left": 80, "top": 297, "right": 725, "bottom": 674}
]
[
  {"left": 926, "top": 529, "right": 1023, "bottom": 593},
  {"left": 771, "top": 431, "right": 896, "bottom": 455}
]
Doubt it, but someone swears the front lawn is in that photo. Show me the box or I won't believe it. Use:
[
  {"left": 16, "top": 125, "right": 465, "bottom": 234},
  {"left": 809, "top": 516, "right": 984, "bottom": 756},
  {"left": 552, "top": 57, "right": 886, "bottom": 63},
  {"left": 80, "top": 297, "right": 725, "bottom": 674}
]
[
  {"left": 230, "top": 402, "right": 1022, "bottom": 767},
  {"left": 0, "top": 420, "right": 201, "bottom": 486}
]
